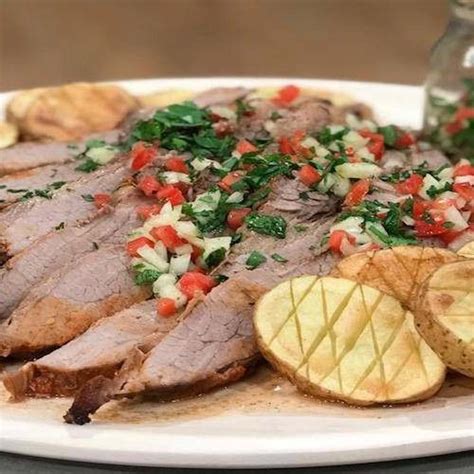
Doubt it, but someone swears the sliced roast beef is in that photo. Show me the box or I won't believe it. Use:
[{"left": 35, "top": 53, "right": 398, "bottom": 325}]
[
  {"left": 64, "top": 214, "right": 336, "bottom": 424},
  {"left": 0, "top": 130, "right": 120, "bottom": 176},
  {"left": 237, "top": 98, "right": 332, "bottom": 141},
  {"left": 0, "top": 244, "right": 151, "bottom": 358},
  {"left": 0, "top": 159, "right": 129, "bottom": 261},
  {"left": 193, "top": 87, "right": 251, "bottom": 108},
  {"left": 0, "top": 189, "right": 145, "bottom": 319},
  {"left": 3, "top": 300, "right": 180, "bottom": 399},
  {"left": 0, "top": 161, "right": 90, "bottom": 208}
]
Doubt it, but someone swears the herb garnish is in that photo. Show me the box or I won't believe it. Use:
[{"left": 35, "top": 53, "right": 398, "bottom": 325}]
[
  {"left": 245, "top": 213, "right": 287, "bottom": 239},
  {"left": 246, "top": 251, "right": 267, "bottom": 269},
  {"left": 81, "top": 194, "right": 95, "bottom": 202},
  {"left": 271, "top": 253, "right": 288, "bottom": 263},
  {"left": 55, "top": 222, "right": 65, "bottom": 231},
  {"left": 134, "top": 269, "right": 162, "bottom": 286},
  {"left": 205, "top": 247, "right": 227, "bottom": 268}
]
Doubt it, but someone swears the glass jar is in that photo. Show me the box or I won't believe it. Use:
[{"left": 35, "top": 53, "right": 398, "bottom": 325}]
[{"left": 423, "top": 0, "right": 474, "bottom": 161}]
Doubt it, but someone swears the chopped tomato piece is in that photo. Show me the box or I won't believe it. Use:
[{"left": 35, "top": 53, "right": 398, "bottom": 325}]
[
  {"left": 298, "top": 164, "right": 321, "bottom": 187},
  {"left": 454, "top": 164, "right": 474, "bottom": 177},
  {"left": 453, "top": 183, "right": 474, "bottom": 202},
  {"left": 126, "top": 236, "right": 154, "bottom": 257},
  {"left": 414, "top": 220, "right": 448, "bottom": 237},
  {"left": 93, "top": 193, "right": 111, "bottom": 209},
  {"left": 278, "top": 137, "right": 294, "bottom": 155},
  {"left": 165, "top": 157, "right": 189, "bottom": 174},
  {"left": 438, "top": 229, "right": 465, "bottom": 245},
  {"left": 328, "top": 230, "right": 356, "bottom": 254},
  {"left": 395, "top": 132, "right": 416, "bottom": 149},
  {"left": 130, "top": 142, "right": 157, "bottom": 171},
  {"left": 136, "top": 204, "right": 162, "bottom": 220},
  {"left": 218, "top": 171, "right": 243, "bottom": 193},
  {"left": 412, "top": 199, "right": 431, "bottom": 220},
  {"left": 395, "top": 173, "right": 424, "bottom": 195},
  {"left": 178, "top": 272, "right": 216, "bottom": 300},
  {"left": 227, "top": 207, "right": 251, "bottom": 230},
  {"left": 359, "top": 130, "right": 385, "bottom": 160},
  {"left": 150, "top": 225, "right": 186, "bottom": 250},
  {"left": 156, "top": 298, "right": 177, "bottom": 317},
  {"left": 445, "top": 121, "right": 463, "bottom": 135},
  {"left": 236, "top": 139, "right": 257, "bottom": 155},
  {"left": 137, "top": 175, "right": 161, "bottom": 196},
  {"left": 454, "top": 107, "right": 474, "bottom": 122},
  {"left": 191, "top": 245, "right": 202, "bottom": 263},
  {"left": 344, "top": 179, "right": 370, "bottom": 207},
  {"left": 156, "top": 185, "right": 186, "bottom": 206},
  {"left": 272, "top": 85, "right": 300, "bottom": 106}
]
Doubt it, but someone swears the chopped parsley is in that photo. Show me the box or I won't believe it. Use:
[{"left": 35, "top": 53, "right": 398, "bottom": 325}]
[
  {"left": 81, "top": 194, "right": 95, "bottom": 202},
  {"left": 378, "top": 125, "right": 397, "bottom": 147},
  {"left": 55, "top": 222, "right": 65, "bottom": 231},
  {"left": 11, "top": 181, "right": 67, "bottom": 202},
  {"left": 205, "top": 247, "right": 227, "bottom": 268},
  {"left": 426, "top": 181, "right": 452, "bottom": 199},
  {"left": 271, "top": 253, "right": 288, "bottom": 263},
  {"left": 134, "top": 269, "right": 162, "bottom": 286},
  {"left": 246, "top": 251, "right": 267, "bottom": 269},
  {"left": 236, "top": 99, "right": 255, "bottom": 120},
  {"left": 0, "top": 185, "right": 6, "bottom": 190},
  {"left": 76, "top": 159, "right": 100, "bottom": 173},
  {"left": 92, "top": 242, "right": 100, "bottom": 250},
  {"left": 214, "top": 274, "right": 229, "bottom": 284},
  {"left": 245, "top": 213, "right": 287, "bottom": 239},
  {"left": 294, "top": 224, "right": 308, "bottom": 233}
]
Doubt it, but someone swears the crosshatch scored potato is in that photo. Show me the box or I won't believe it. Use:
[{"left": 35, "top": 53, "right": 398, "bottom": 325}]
[
  {"left": 254, "top": 276, "right": 446, "bottom": 406},
  {"left": 457, "top": 241, "right": 474, "bottom": 259},
  {"left": 415, "top": 260, "right": 474, "bottom": 378},
  {"left": 330, "top": 246, "right": 460, "bottom": 310}
]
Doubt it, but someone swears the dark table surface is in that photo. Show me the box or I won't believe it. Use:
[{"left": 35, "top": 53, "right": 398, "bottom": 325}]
[{"left": 0, "top": 451, "right": 472, "bottom": 473}]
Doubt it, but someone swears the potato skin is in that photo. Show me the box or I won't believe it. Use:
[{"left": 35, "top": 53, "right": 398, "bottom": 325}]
[{"left": 414, "top": 264, "right": 474, "bottom": 378}]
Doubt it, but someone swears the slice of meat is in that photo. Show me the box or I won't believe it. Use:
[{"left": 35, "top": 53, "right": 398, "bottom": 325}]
[
  {"left": 64, "top": 218, "right": 337, "bottom": 424},
  {"left": 0, "top": 189, "right": 144, "bottom": 320},
  {"left": 0, "top": 159, "right": 129, "bottom": 260},
  {"left": 0, "top": 244, "right": 151, "bottom": 357},
  {"left": 193, "top": 87, "right": 251, "bottom": 108},
  {"left": 0, "top": 130, "right": 120, "bottom": 176},
  {"left": 0, "top": 161, "right": 92, "bottom": 209},
  {"left": 3, "top": 300, "right": 179, "bottom": 399}
]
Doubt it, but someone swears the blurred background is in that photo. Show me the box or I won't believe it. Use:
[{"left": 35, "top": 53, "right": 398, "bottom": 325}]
[{"left": 0, "top": 0, "right": 449, "bottom": 91}]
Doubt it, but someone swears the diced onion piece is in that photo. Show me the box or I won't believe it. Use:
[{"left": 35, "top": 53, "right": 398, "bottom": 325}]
[
  {"left": 175, "top": 221, "right": 199, "bottom": 238},
  {"left": 328, "top": 125, "right": 345, "bottom": 134},
  {"left": 154, "top": 241, "right": 168, "bottom": 261},
  {"left": 192, "top": 189, "right": 221, "bottom": 213},
  {"left": 300, "top": 136, "right": 319, "bottom": 150},
  {"left": 438, "top": 167, "right": 454, "bottom": 181},
  {"left": 161, "top": 171, "right": 191, "bottom": 185},
  {"left": 444, "top": 206, "right": 469, "bottom": 231},
  {"left": 153, "top": 273, "right": 177, "bottom": 294},
  {"left": 332, "top": 175, "right": 351, "bottom": 197},
  {"left": 159, "top": 285, "right": 187, "bottom": 308},
  {"left": 137, "top": 246, "right": 170, "bottom": 272},
  {"left": 419, "top": 174, "right": 441, "bottom": 200},
  {"left": 356, "top": 146, "right": 375, "bottom": 162},
  {"left": 330, "top": 216, "right": 364, "bottom": 234},
  {"left": 317, "top": 173, "right": 336, "bottom": 193},
  {"left": 175, "top": 244, "right": 193, "bottom": 255},
  {"left": 402, "top": 215, "right": 415, "bottom": 226},
  {"left": 226, "top": 191, "right": 244, "bottom": 204},
  {"left": 190, "top": 157, "right": 213, "bottom": 171},
  {"left": 343, "top": 131, "right": 368, "bottom": 150},
  {"left": 85, "top": 146, "right": 117, "bottom": 164},
  {"left": 209, "top": 105, "right": 236, "bottom": 121},
  {"left": 336, "top": 162, "right": 381, "bottom": 179},
  {"left": 202, "top": 236, "right": 232, "bottom": 262},
  {"left": 169, "top": 254, "right": 191, "bottom": 276},
  {"left": 143, "top": 203, "right": 182, "bottom": 230},
  {"left": 315, "top": 146, "right": 330, "bottom": 158}
]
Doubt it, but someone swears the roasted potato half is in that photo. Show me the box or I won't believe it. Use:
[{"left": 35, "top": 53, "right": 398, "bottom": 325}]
[
  {"left": 7, "top": 83, "right": 138, "bottom": 141},
  {"left": 415, "top": 260, "right": 474, "bottom": 378},
  {"left": 254, "top": 275, "right": 446, "bottom": 406},
  {"left": 0, "top": 121, "right": 19, "bottom": 148},
  {"left": 331, "top": 246, "right": 460, "bottom": 310},
  {"left": 457, "top": 241, "right": 474, "bottom": 259}
]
